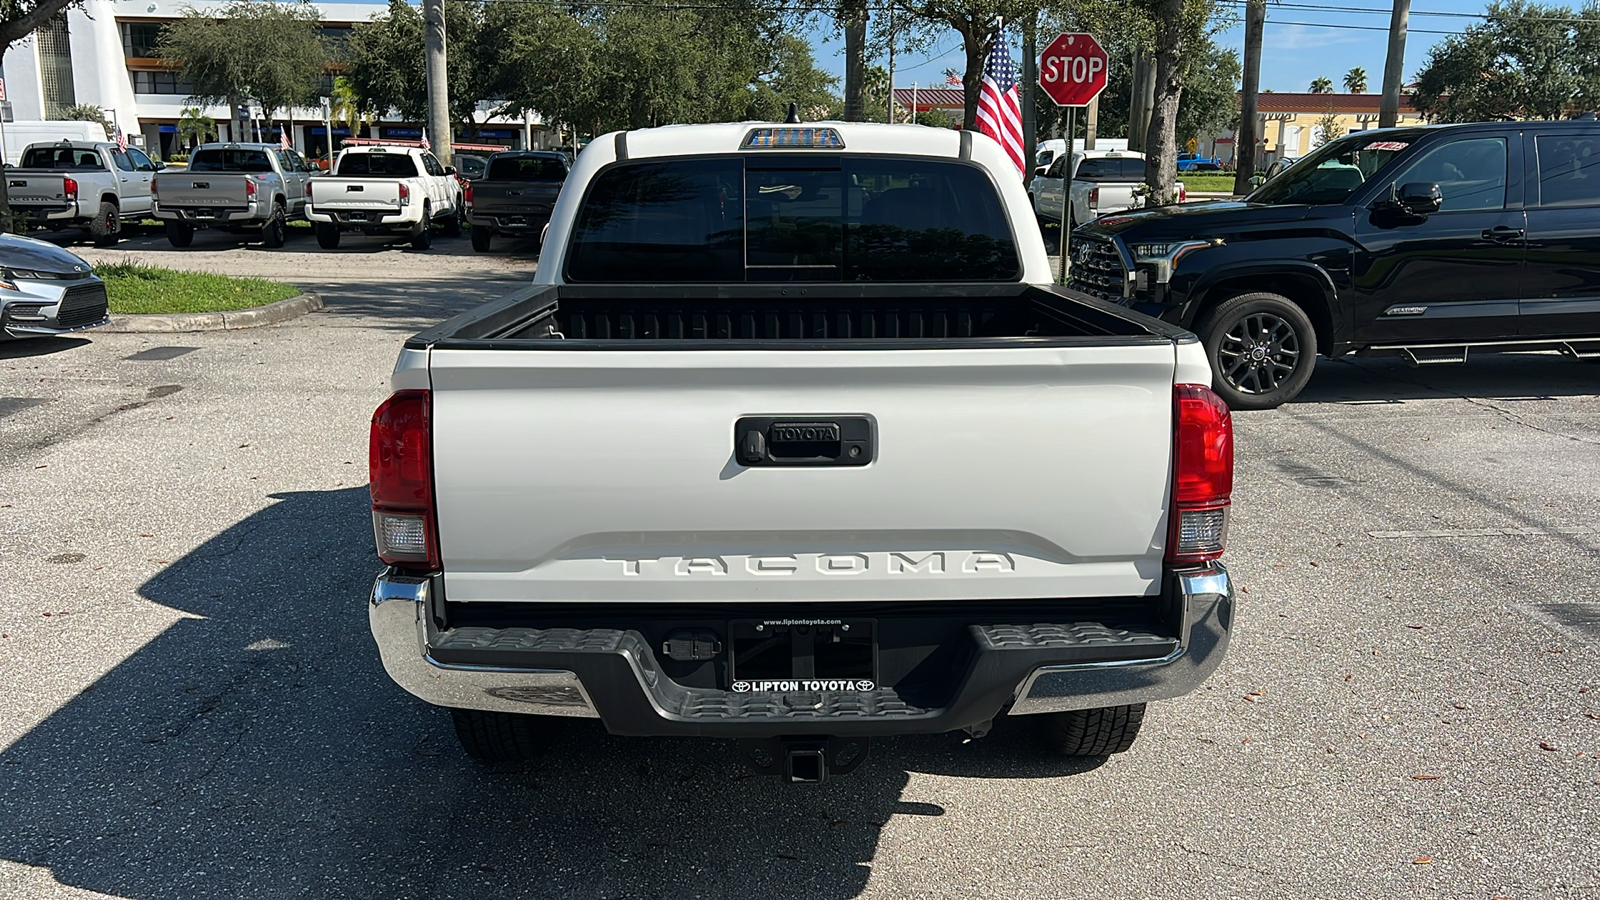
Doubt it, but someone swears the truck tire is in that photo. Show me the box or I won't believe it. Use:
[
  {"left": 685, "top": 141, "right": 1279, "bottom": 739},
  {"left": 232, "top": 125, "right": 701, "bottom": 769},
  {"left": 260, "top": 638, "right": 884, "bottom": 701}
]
[
  {"left": 450, "top": 708, "right": 551, "bottom": 761},
  {"left": 315, "top": 222, "right": 340, "bottom": 249},
  {"left": 1037, "top": 703, "right": 1146, "bottom": 756},
  {"left": 471, "top": 224, "right": 492, "bottom": 253},
  {"left": 165, "top": 221, "right": 195, "bottom": 248},
  {"left": 443, "top": 196, "right": 464, "bottom": 238},
  {"left": 261, "top": 203, "right": 287, "bottom": 248},
  {"left": 1195, "top": 291, "right": 1319, "bottom": 411},
  {"left": 89, "top": 201, "right": 120, "bottom": 247},
  {"left": 411, "top": 202, "right": 433, "bottom": 250}
]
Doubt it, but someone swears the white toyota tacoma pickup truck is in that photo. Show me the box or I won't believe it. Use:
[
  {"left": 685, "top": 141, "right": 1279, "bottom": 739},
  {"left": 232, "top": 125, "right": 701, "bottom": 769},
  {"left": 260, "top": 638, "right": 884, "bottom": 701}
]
[
  {"left": 306, "top": 145, "right": 463, "bottom": 250},
  {"left": 367, "top": 122, "right": 1236, "bottom": 782}
]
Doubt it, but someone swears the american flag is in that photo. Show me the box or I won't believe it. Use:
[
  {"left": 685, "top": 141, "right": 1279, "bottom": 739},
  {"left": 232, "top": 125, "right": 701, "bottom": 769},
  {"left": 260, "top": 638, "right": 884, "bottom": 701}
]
[
  {"left": 975, "top": 33, "right": 1024, "bottom": 177},
  {"left": 944, "top": 68, "right": 962, "bottom": 87},
  {"left": 279, "top": 125, "right": 290, "bottom": 150},
  {"left": 114, "top": 126, "right": 127, "bottom": 152},
  {"left": 420, "top": 128, "right": 431, "bottom": 151}
]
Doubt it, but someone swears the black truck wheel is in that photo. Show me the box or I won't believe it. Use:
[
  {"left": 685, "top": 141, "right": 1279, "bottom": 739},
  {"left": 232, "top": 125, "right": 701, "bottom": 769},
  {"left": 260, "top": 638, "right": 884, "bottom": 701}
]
[
  {"left": 411, "top": 202, "right": 433, "bottom": 250},
  {"left": 165, "top": 220, "right": 195, "bottom": 248},
  {"left": 471, "top": 224, "right": 492, "bottom": 253},
  {"left": 89, "top": 201, "right": 120, "bottom": 247},
  {"left": 1037, "top": 703, "right": 1146, "bottom": 756},
  {"left": 450, "top": 708, "right": 551, "bottom": 761},
  {"left": 1195, "top": 291, "right": 1319, "bottom": 411},
  {"left": 315, "top": 222, "right": 341, "bottom": 249},
  {"left": 261, "top": 203, "right": 287, "bottom": 248}
]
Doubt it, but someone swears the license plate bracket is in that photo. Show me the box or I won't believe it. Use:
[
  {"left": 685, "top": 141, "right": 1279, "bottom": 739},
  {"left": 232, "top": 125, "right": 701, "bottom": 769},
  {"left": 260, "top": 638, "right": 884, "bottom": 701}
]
[{"left": 727, "top": 618, "right": 877, "bottom": 691}]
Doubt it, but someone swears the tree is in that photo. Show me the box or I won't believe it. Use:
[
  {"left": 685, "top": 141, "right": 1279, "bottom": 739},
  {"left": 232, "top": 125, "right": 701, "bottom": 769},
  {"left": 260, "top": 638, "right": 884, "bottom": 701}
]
[
  {"left": 889, "top": 0, "right": 1043, "bottom": 130},
  {"left": 345, "top": 0, "right": 485, "bottom": 136},
  {"left": 1313, "top": 108, "right": 1345, "bottom": 145},
  {"left": 178, "top": 106, "right": 218, "bottom": 150},
  {"left": 1309, "top": 76, "right": 1334, "bottom": 93},
  {"left": 0, "top": 0, "right": 91, "bottom": 231},
  {"left": 1343, "top": 67, "right": 1369, "bottom": 92},
  {"left": 329, "top": 76, "right": 375, "bottom": 138},
  {"left": 158, "top": 0, "right": 328, "bottom": 129},
  {"left": 62, "top": 103, "right": 113, "bottom": 139},
  {"left": 1410, "top": 0, "right": 1600, "bottom": 122}
]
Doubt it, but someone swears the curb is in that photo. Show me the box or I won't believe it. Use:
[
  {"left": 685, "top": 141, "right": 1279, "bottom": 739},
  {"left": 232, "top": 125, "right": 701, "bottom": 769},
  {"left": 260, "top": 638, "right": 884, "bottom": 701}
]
[{"left": 101, "top": 291, "right": 322, "bottom": 333}]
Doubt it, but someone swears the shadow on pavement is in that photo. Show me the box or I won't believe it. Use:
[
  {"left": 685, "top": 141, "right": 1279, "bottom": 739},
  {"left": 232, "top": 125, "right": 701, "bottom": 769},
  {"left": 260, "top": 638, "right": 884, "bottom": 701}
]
[
  {"left": 0, "top": 488, "right": 1104, "bottom": 900},
  {"left": 0, "top": 336, "right": 93, "bottom": 359},
  {"left": 1295, "top": 353, "right": 1600, "bottom": 404}
]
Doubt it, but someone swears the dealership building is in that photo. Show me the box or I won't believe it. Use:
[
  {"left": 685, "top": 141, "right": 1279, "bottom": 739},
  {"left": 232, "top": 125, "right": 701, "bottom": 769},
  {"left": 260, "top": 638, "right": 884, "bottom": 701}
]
[{"left": 0, "top": 0, "right": 550, "bottom": 160}]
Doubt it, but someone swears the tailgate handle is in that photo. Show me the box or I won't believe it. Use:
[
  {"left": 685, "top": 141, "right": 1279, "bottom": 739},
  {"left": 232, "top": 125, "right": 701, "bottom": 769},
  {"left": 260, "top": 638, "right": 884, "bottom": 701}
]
[{"left": 734, "top": 416, "right": 873, "bottom": 468}]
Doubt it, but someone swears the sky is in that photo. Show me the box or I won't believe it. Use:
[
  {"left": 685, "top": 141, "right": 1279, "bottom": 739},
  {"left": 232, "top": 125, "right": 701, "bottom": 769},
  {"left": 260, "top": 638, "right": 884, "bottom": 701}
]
[{"left": 810, "top": 0, "right": 1494, "bottom": 97}]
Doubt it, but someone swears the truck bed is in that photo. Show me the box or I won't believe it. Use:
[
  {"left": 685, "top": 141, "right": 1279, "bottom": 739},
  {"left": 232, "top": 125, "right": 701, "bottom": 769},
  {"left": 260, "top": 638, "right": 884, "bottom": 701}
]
[{"left": 407, "top": 283, "right": 1187, "bottom": 348}]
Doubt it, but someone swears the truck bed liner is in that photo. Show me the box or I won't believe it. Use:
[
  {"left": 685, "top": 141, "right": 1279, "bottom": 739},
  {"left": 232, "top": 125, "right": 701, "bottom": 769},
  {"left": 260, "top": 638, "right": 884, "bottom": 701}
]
[{"left": 408, "top": 283, "right": 1189, "bottom": 350}]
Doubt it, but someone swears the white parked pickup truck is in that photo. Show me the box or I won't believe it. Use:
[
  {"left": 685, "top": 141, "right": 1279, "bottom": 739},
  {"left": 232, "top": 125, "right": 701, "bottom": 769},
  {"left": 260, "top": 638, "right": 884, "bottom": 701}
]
[
  {"left": 367, "top": 122, "right": 1237, "bottom": 782},
  {"left": 1031, "top": 150, "right": 1186, "bottom": 228},
  {"left": 306, "top": 145, "right": 463, "bottom": 249}
]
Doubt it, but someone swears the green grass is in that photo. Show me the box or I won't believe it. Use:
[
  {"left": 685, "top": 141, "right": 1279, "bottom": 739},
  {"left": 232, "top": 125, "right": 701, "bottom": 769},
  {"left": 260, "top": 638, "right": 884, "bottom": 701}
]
[
  {"left": 98, "top": 262, "right": 299, "bottom": 315},
  {"left": 1179, "top": 173, "right": 1245, "bottom": 194}
]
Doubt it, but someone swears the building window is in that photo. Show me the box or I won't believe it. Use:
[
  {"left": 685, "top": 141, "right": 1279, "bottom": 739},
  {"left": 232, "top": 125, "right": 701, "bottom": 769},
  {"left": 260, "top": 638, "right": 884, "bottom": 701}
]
[
  {"left": 133, "top": 70, "right": 194, "bottom": 95},
  {"left": 120, "top": 21, "right": 165, "bottom": 58},
  {"left": 36, "top": 15, "right": 76, "bottom": 119}
]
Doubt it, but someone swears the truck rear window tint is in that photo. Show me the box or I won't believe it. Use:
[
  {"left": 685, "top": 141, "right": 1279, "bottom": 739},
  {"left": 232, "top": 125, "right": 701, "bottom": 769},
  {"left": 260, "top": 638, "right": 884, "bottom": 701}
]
[
  {"left": 566, "top": 156, "right": 1019, "bottom": 283},
  {"left": 486, "top": 156, "right": 567, "bottom": 181},
  {"left": 189, "top": 149, "right": 273, "bottom": 173},
  {"left": 21, "top": 147, "right": 103, "bottom": 169},
  {"left": 1074, "top": 157, "right": 1147, "bottom": 181},
  {"left": 336, "top": 152, "right": 420, "bottom": 178}
]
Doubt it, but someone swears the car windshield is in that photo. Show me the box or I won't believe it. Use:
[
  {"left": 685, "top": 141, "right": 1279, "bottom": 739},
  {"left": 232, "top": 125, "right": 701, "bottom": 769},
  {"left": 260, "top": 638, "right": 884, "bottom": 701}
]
[
  {"left": 188, "top": 149, "right": 272, "bottom": 173},
  {"left": 1248, "top": 131, "right": 1425, "bottom": 205},
  {"left": 336, "top": 152, "right": 420, "bottom": 178},
  {"left": 486, "top": 156, "right": 567, "bottom": 182}
]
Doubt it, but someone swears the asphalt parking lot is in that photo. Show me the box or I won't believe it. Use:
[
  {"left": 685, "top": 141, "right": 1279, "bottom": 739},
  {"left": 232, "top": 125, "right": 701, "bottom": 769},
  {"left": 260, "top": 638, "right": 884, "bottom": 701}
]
[{"left": 2, "top": 235, "right": 1598, "bottom": 899}]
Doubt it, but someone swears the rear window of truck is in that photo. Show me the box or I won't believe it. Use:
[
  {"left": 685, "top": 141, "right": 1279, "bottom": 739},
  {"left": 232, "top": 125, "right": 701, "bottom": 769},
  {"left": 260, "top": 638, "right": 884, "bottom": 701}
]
[
  {"left": 1074, "top": 157, "right": 1147, "bottom": 181},
  {"left": 21, "top": 147, "right": 103, "bottom": 169},
  {"left": 336, "top": 152, "right": 420, "bottom": 178},
  {"left": 188, "top": 149, "right": 272, "bottom": 173},
  {"left": 565, "top": 156, "right": 1020, "bottom": 283},
  {"left": 486, "top": 156, "right": 567, "bottom": 181}
]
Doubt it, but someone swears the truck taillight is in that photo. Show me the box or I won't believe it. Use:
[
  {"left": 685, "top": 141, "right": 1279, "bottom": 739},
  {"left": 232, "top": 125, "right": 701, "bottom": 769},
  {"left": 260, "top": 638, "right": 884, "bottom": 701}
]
[
  {"left": 464, "top": 181, "right": 473, "bottom": 210},
  {"left": 62, "top": 177, "right": 78, "bottom": 201},
  {"left": 1179, "top": 185, "right": 1188, "bottom": 202},
  {"left": 305, "top": 180, "right": 314, "bottom": 200},
  {"left": 245, "top": 178, "right": 258, "bottom": 198},
  {"left": 150, "top": 178, "right": 158, "bottom": 199},
  {"left": 1089, "top": 187, "right": 1099, "bottom": 208},
  {"left": 398, "top": 183, "right": 411, "bottom": 206},
  {"left": 370, "top": 390, "right": 439, "bottom": 569},
  {"left": 1167, "top": 384, "right": 1232, "bottom": 565}
]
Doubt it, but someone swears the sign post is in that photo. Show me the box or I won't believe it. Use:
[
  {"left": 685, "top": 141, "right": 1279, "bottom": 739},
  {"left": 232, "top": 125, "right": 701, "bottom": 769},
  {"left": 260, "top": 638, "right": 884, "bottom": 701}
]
[{"left": 1038, "top": 32, "right": 1109, "bottom": 284}]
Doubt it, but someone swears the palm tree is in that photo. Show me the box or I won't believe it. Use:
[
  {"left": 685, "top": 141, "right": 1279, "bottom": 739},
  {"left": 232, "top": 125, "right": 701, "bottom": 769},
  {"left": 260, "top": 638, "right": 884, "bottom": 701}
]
[
  {"left": 1344, "top": 67, "right": 1369, "bottom": 93},
  {"left": 329, "top": 76, "right": 372, "bottom": 138},
  {"left": 177, "top": 107, "right": 217, "bottom": 151},
  {"left": 1309, "top": 77, "right": 1334, "bottom": 94}
]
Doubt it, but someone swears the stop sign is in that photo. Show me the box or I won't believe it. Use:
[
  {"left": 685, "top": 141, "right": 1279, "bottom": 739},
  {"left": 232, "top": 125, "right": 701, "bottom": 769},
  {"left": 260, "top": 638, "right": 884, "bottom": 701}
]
[{"left": 1039, "top": 33, "right": 1108, "bottom": 107}]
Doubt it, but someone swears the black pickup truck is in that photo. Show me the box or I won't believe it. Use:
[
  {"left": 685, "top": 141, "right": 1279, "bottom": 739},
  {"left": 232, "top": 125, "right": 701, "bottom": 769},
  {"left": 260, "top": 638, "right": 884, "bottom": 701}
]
[
  {"left": 465, "top": 150, "right": 568, "bottom": 252},
  {"left": 1071, "top": 120, "right": 1600, "bottom": 408}
]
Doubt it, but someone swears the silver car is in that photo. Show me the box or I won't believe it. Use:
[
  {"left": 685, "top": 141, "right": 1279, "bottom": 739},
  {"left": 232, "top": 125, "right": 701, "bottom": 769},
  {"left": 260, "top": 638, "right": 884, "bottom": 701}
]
[{"left": 0, "top": 233, "right": 109, "bottom": 340}]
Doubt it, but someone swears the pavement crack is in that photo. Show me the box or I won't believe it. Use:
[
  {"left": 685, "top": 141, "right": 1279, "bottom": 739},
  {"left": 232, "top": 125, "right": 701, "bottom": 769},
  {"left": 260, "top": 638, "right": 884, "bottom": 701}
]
[{"left": 1176, "top": 841, "right": 1279, "bottom": 878}]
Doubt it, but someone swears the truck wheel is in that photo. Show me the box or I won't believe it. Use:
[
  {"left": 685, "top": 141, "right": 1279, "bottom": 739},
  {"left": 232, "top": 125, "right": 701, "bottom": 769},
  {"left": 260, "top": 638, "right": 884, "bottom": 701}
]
[
  {"left": 165, "top": 221, "right": 195, "bottom": 248},
  {"left": 261, "top": 203, "right": 287, "bottom": 248},
  {"left": 1195, "top": 291, "right": 1319, "bottom": 411},
  {"left": 450, "top": 708, "right": 551, "bottom": 761},
  {"left": 1037, "top": 703, "right": 1146, "bottom": 756},
  {"left": 410, "top": 202, "right": 433, "bottom": 250},
  {"left": 89, "top": 201, "right": 120, "bottom": 247},
  {"left": 470, "top": 225, "right": 492, "bottom": 253},
  {"left": 315, "top": 222, "right": 340, "bottom": 249},
  {"left": 443, "top": 197, "right": 464, "bottom": 237}
]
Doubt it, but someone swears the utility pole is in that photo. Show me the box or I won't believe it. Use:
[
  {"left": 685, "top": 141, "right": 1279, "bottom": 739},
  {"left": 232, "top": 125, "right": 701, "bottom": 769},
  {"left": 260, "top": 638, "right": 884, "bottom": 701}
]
[
  {"left": 1128, "top": 50, "right": 1155, "bottom": 152},
  {"left": 1021, "top": 12, "right": 1037, "bottom": 173},
  {"left": 843, "top": 0, "right": 868, "bottom": 121},
  {"left": 1085, "top": 96, "right": 1099, "bottom": 150},
  {"left": 423, "top": 0, "right": 452, "bottom": 165},
  {"left": 1379, "top": 0, "right": 1410, "bottom": 128},
  {"left": 886, "top": 5, "right": 896, "bottom": 122},
  {"left": 1233, "top": 0, "right": 1265, "bottom": 195}
]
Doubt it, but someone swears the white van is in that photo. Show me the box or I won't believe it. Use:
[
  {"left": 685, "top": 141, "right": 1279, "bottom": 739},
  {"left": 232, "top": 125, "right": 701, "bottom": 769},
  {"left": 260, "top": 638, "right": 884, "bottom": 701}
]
[{"left": 2, "top": 121, "right": 109, "bottom": 167}]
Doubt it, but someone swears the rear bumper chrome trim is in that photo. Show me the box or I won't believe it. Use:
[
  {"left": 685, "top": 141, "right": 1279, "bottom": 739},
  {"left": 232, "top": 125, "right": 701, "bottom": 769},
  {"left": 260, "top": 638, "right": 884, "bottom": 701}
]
[
  {"left": 368, "top": 572, "right": 598, "bottom": 717},
  {"left": 1007, "top": 563, "right": 1234, "bottom": 715}
]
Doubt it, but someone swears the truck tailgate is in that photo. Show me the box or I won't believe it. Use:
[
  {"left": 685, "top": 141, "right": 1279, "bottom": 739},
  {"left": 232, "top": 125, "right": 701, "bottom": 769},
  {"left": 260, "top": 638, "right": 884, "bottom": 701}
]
[
  {"left": 428, "top": 344, "right": 1176, "bottom": 605},
  {"left": 7, "top": 174, "right": 73, "bottom": 206},
  {"left": 473, "top": 182, "right": 561, "bottom": 217},
  {"left": 155, "top": 174, "right": 252, "bottom": 206},
  {"left": 315, "top": 178, "right": 402, "bottom": 209}
]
